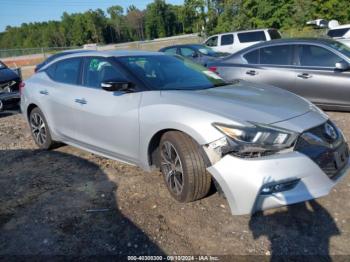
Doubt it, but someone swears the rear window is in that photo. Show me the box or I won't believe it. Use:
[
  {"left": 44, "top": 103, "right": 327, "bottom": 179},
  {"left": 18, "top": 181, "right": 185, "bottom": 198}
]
[
  {"left": 238, "top": 31, "right": 266, "bottom": 43},
  {"left": 268, "top": 29, "right": 282, "bottom": 40},
  {"left": 163, "top": 48, "right": 177, "bottom": 55},
  {"left": 243, "top": 49, "right": 259, "bottom": 64},
  {"left": 327, "top": 28, "right": 350, "bottom": 38},
  {"left": 221, "top": 34, "right": 234, "bottom": 46}
]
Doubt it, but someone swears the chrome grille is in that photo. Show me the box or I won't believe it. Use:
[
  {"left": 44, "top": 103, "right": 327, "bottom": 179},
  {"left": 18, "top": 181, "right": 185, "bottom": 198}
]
[{"left": 294, "top": 121, "right": 349, "bottom": 180}]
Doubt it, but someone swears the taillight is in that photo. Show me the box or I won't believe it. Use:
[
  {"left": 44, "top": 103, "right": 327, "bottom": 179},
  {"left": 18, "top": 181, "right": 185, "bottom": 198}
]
[
  {"left": 19, "top": 82, "right": 25, "bottom": 95},
  {"left": 208, "top": 66, "right": 217, "bottom": 73}
]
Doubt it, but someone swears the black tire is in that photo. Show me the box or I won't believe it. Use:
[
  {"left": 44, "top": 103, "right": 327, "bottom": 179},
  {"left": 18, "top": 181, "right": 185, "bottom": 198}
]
[
  {"left": 159, "top": 131, "right": 211, "bottom": 202},
  {"left": 29, "top": 107, "right": 54, "bottom": 150}
]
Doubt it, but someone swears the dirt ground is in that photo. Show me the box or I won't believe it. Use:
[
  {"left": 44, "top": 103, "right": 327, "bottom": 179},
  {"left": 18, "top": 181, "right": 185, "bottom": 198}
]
[{"left": 0, "top": 110, "right": 350, "bottom": 259}]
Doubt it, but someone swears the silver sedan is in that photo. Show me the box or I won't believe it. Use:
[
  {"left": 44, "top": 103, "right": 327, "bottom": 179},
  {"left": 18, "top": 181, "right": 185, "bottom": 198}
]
[
  {"left": 208, "top": 38, "right": 350, "bottom": 111},
  {"left": 21, "top": 51, "right": 350, "bottom": 215}
]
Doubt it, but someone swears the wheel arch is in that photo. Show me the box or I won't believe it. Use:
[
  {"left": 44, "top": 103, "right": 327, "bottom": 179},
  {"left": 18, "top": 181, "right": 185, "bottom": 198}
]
[
  {"left": 26, "top": 103, "right": 39, "bottom": 120},
  {"left": 147, "top": 128, "right": 211, "bottom": 170}
]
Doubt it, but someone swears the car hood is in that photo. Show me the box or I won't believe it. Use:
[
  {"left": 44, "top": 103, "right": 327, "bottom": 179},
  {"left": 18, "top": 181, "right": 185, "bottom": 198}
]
[{"left": 160, "top": 81, "right": 313, "bottom": 125}]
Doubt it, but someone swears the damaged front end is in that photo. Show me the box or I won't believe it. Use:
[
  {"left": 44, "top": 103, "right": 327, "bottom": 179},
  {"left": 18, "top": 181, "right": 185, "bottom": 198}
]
[{"left": 203, "top": 122, "right": 298, "bottom": 165}]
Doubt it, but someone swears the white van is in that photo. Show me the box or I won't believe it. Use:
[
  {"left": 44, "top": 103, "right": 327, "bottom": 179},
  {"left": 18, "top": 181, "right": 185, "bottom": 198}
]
[{"left": 204, "top": 28, "right": 282, "bottom": 54}]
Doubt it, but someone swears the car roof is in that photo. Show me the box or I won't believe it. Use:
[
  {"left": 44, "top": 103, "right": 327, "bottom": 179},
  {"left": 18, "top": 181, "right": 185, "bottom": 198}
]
[
  {"left": 329, "top": 24, "right": 350, "bottom": 30},
  {"left": 59, "top": 49, "right": 91, "bottom": 54},
  {"left": 40, "top": 50, "right": 164, "bottom": 70},
  {"left": 236, "top": 37, "right": 340, "bottom": 51},
  {"left": 61, "top": 50, "right": 162, "bottom": 58},
  {"left": 207, "top": 28, "right": 276, "bottom": 38},
  {"left": 160, "top": 44, "right": 205, "bottom": 50}
]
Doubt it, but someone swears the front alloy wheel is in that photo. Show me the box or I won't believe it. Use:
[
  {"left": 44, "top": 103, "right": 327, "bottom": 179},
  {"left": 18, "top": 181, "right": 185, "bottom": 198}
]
[
  {"left": 159, "top": 131, "right": 211, "bottom": 202},
  {"left": 161, "top": 141, "right": 185, "bottom": 196}
]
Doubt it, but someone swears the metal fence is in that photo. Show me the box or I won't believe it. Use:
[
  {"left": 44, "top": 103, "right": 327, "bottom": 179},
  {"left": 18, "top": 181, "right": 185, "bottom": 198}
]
[
  {"left": 0, "top": 46, "right": 80, "bottom": 59},
  {"left": 0, "top": 33, "right": 202, "bottom": 59}
]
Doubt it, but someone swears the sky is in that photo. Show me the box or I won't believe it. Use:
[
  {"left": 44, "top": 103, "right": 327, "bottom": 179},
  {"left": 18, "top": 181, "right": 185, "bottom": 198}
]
[{"left": 0, "top": 0, "right": 184, "bottom": 32}]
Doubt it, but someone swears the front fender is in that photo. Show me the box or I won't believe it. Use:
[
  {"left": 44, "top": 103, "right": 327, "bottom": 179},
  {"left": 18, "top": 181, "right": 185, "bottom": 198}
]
[{"left": 138, "top": 103, "right": 231, "bottom": 171}]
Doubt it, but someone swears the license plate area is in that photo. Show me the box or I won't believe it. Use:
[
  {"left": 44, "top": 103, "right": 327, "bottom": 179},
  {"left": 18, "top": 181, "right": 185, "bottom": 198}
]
[{"left": 334, "top": 144, "right": 349, "bottom": 170}]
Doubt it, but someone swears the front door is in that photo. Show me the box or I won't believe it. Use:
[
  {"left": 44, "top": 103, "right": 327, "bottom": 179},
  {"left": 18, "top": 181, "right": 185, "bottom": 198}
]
[
  {"left": 73, "top": 57, "right": 141, "bottom": 164},
  {"left": 294, "top": 44, "right": 350, "bottom": 108}
]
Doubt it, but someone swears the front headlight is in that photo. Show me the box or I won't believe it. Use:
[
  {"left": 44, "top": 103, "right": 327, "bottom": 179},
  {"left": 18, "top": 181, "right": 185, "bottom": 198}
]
[{"left": 213, "top": 122, "right": 298, "bottom": 155}]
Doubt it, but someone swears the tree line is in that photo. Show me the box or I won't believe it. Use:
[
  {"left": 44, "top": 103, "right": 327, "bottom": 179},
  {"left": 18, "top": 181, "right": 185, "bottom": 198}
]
[{"left": 0, "top": 0, "right": 349, "bottom": 49}]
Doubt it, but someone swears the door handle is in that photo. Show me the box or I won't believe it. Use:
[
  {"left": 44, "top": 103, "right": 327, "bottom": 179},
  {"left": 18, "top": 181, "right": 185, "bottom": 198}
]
[
  {"left": 246, "top": 70, "right": 258, "bottom": 76},
  {"left": 74, "top": 98, "right": 87, "bottom": 105},
  {"left": 297, "top": 73, "right": 312, "bottom": 79},
  {"left": 39, "top": 90, "right": 49, "bottom": 95}
]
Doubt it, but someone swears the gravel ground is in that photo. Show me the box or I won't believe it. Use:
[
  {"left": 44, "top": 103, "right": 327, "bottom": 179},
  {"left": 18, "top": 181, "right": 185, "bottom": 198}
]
[{"left": 0, "top": 110, "right": 350, "bottom": 258}]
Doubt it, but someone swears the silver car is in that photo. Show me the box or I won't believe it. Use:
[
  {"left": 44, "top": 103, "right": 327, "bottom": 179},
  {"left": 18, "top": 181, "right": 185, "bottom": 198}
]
[
  {"left": 208, "top": 38, "right": 350, "bottom": 111},
  {"left": 21, "top": 51, "right": 350, "bottom": 215}
]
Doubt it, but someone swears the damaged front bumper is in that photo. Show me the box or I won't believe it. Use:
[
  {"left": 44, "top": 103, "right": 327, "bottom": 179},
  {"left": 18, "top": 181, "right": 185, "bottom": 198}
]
[{"left": 207, "top": 151, "right": 350, "bottom": 215}]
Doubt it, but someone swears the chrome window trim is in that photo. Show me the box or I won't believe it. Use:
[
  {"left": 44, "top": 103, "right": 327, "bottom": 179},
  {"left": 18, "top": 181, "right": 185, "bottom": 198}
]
[{"left": 240, "top": 42, "right": 350, "bottom": 68}]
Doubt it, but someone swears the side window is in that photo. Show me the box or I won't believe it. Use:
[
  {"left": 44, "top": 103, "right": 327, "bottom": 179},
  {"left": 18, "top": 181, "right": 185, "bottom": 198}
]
[
  {"left": 46, "top": 63, "right": 57, "bottom": 79},
  {"left": 220, "top": 34, "right": 234, "bottom": 46},
  {"left": 180, "top": 47, "right": 196, "bottom": 57},
  {"left": 206, "top": 36, "right": 218, "bottom": 47},
  {"left": 243, "top": 49, "right": 259, "bottom": 64},
  {"left": 50, "top": 58, "right": 81, "bottom": 85},
  {"left": 327, "top": 28, "right": 350, "bottom": 38},
  {"left": 83, "top": 57, "right": 125, "bottom": 88},
  {"left": 164, "top": 48, "right": 177, "bottom": 55},
  {"left": 299, "top": 45, "right": 344, "bottom": 67},
  {"left": 237, "top": 31, "right": 266, "bottom": 43},
  {"left": 260, "top": 45, "right": 294, "bottom": 65},
  {"left": 268, "top": 29, "right": 282, "bottom": 40}
]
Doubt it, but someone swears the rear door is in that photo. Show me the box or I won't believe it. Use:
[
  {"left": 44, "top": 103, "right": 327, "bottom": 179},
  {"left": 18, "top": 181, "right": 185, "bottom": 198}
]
[
  {"left": 239, "top": 44, "right": 297, "bottom": 93},
  {"left": 42, "top": 57, "right": 83, "bottom": 141},
  {"left": 73, "top": 56, "right": 142, "bottom": 163},
  {"left": 294, "top": 44, "right": 350, "bottom": 108}
]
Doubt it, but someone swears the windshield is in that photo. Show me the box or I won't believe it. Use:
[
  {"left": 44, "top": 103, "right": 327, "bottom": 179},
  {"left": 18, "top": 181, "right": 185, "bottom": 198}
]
[
  {"left": 118, "top": 55, "right": 227, "bottom": 90},
  {"left": 329, "top": 41, "right": 350, "bottom": 58}
]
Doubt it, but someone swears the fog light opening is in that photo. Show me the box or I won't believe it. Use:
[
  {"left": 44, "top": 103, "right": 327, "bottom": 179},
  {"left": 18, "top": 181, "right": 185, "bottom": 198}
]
[{"left": 260, "top": 179, "right": 300, "bottom": 195}]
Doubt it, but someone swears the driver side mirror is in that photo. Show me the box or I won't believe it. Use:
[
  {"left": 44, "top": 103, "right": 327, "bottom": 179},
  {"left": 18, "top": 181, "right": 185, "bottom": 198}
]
[
  {"left": 335, "top": 62, "right": 350, "bottom": 71},
  {"left": 192, "top": 52, "right": 199, "bottom": 58},
  {"left": 101, "top": 80, "right": 135, "bottom": 92}
]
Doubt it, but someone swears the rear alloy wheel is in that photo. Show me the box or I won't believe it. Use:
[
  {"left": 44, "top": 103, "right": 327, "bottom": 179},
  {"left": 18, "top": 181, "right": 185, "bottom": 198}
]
[
  {"left": 160, "top": 131, "right": 211, "bottom": 202},
  {"left": 29, "top": 107, "right": 54, "bottom": 149}
]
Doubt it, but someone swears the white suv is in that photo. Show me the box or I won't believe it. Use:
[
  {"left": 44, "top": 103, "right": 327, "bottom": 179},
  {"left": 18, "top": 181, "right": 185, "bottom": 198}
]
[{"left": 204, "top": 28, "right": 281, "bottom": 54}]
